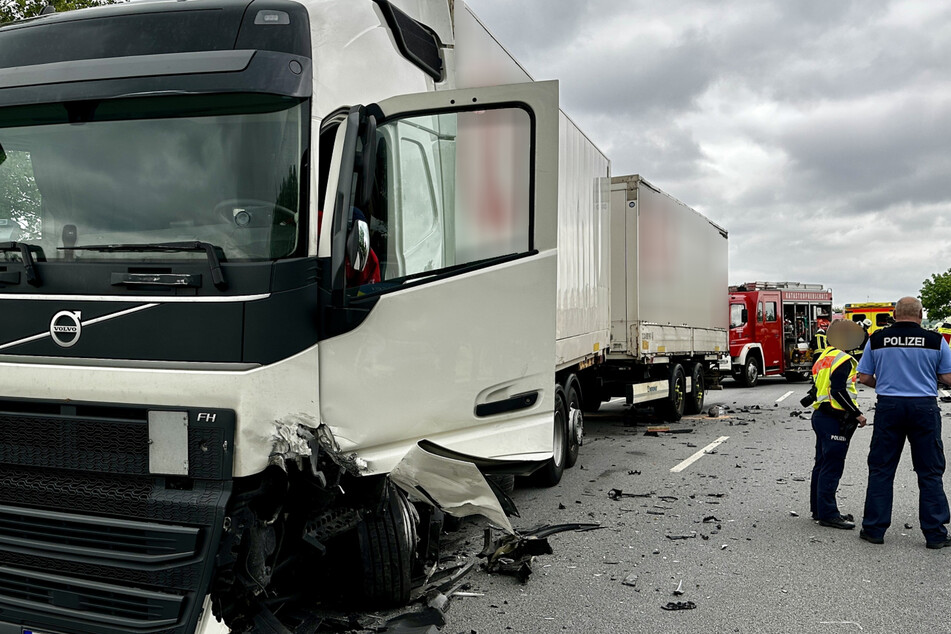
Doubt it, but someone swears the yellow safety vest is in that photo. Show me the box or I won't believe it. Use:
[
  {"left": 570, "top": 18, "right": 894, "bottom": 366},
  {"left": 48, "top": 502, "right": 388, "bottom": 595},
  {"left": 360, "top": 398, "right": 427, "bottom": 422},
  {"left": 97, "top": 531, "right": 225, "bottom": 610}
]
[
  {"left": 813, "top": 333, "right": 828, "bottom": 354},
  {"left": 811, "top": 347, "right": 858, "bottom": 411}
]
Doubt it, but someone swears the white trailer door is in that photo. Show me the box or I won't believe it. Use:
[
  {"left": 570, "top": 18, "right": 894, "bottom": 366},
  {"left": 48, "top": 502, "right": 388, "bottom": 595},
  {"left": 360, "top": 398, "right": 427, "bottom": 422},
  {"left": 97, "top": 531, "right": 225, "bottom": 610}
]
[{"left": 317, "top": 81, "right": 560, "bottom": 474}]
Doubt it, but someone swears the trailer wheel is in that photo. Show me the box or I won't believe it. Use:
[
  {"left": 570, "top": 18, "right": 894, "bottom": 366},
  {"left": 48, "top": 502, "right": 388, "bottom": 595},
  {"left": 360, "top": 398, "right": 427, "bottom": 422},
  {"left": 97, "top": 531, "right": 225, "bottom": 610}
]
[
  {"left": 355, "top": 484, "right": 416, "bottom": 606},
  {"left": 565, "top": 378, "right": 583, "bottom": 468},
  {"left": 658, "top": 364, "right": 686, "bottom": 421},
  {"left": 533, "top": 386, "right": 567, "bottom": 487},
  {"left": 740, "top": 356, "right": 759, "bottom": 388},
  {"left": 684, "top": 363, "right": 705, "bottom": 415}
]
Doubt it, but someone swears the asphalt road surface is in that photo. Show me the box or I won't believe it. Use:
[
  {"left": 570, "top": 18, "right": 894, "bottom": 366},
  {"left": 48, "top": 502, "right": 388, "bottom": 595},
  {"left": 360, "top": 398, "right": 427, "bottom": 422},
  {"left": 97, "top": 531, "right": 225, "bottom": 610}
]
[{"left": 434, "top": 377, "right": 951, "bottom": 634}]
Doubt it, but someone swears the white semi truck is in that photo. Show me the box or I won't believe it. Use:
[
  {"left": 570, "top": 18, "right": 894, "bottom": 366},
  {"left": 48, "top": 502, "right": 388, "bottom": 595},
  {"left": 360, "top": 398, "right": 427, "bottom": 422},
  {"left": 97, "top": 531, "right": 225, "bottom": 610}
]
[{"left": 0, "top": 1, "right": 726, "bottom": 632}]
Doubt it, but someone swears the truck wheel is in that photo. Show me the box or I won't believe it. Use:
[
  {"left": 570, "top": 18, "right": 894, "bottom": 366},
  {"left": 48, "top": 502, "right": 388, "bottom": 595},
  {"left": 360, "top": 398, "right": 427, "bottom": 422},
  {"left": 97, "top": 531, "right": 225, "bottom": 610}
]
[
  {"left": 684, "top": 363, "right": 705, "bottom": 415},
  {"left": 659, "top": 364, "right": 686, "bottom": 421},
  {"left": 565, "top": 379, "right": 583, "bottom": 468},
  {"left": 533, "top": 387, "right": 567, "bottom": 487},
  {"left": 740, "top": 356, "right": 759, "bottom": 388},
  {"left": 355, "top": 484, "right": 416, "bottom": 606}
]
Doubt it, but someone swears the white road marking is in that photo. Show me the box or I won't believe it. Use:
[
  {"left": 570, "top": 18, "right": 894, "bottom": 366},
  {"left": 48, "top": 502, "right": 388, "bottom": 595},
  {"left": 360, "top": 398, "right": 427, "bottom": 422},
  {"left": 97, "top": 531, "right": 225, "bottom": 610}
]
[
  {"left": 776, "top": 390, "right": 795, "bottom": 403},
  {"left": 670, "top": 436, "right": 730, "bottom": 473}
]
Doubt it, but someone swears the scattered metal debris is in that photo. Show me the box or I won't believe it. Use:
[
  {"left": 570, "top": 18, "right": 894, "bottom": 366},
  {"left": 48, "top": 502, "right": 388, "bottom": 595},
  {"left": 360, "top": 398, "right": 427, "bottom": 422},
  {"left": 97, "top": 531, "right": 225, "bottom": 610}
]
[
  {"left": 622, "top": 573, "right": 638, "bottom": 588},
  {"left": 479, "top": 523, "right": 600, "bottom": 582},
  {"left": 790, "top": 511, "right": 799, "bottom": 517},
  {"left": 661, "top": 601, "right": 696, "bottom": 611},
  {"left": 666, "top": 533, "right": 697, "bottom": 540},
  {"left": 673, "top": 579, "right": 685, "bottom": 595},
  {"left": 608, "top": 488, "right": 653, "bottom": 500}
]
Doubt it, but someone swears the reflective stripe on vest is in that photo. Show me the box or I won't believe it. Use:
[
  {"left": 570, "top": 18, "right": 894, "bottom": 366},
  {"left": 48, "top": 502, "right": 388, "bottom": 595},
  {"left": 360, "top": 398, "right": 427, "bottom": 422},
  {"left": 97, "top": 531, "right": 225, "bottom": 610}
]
[
  {"left": 814, "top": 333, "right": 828, "bottom": 352},
  {"left": 811, "top": 347, "right": 858, "bottom": 411}
]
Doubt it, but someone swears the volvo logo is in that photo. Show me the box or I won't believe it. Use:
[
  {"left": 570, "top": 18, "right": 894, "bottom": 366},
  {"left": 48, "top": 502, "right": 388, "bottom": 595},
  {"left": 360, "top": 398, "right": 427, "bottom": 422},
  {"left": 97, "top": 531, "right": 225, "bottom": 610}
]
[{"left": 49, "top": 310, "right": 82, "bottom": 348}]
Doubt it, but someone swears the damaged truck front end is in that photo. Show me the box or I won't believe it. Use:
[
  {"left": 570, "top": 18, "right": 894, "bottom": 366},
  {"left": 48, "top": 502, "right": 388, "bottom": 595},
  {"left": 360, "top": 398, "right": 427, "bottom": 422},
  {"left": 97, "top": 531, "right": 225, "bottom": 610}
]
[{"left": 0, "top": 1, "right": 562, "bottom": 632}]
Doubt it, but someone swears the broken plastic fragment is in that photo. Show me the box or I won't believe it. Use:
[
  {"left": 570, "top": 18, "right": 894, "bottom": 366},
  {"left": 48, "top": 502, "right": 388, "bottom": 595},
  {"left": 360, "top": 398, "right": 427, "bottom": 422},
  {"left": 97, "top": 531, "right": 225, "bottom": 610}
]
[
  {"left": 390, "top": 443, "right": 515, "bottom": 533},
  {"left": 478, "top": 524, "right": 599, "bottom": 582},
  {"left": 622, "top": 573, "right": 638, "bottom": 588},
  {"left": 661, "top": 601, "right": 696, "bottom": 611}
]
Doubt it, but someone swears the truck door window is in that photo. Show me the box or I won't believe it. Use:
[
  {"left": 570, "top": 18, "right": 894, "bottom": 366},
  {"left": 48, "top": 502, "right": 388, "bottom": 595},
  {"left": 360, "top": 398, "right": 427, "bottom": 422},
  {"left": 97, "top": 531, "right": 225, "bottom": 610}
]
[
  {"left": 757, "top": 302, "right": 764, "bottom": 323},
  {"left": 366, "top": 106, "right": 531, "bottom": 286},
  {"left": 730, "top": 303, "right": 746, "bottom": 328},
  {"left": 765, "top": 301, "right": 777, "bottom": 321},
  {"left": 852, "top": 313, "right": 866, "bottom": 323},
  {"left": 876, "top": 313, "right": 890, "bottom": 326}
]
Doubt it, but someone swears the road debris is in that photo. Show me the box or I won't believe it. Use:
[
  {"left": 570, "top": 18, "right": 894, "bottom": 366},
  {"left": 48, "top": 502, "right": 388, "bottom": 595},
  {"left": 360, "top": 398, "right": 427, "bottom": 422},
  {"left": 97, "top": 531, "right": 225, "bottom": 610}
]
[
  {"left": 622, "top": 573, "right": 638, "bottom": 588},
  {"left": 666, "top": 532, "right": 698, "bottom": 540},
  {"left": 904, "top": 523, "right": 913, "bottom": 529},
  {"left": 479, "top": 523, "right": 600, "bottom": 582},
  {"left": 673, "top": 579, "right": 685, "bottom": 595},
  {"left": 661, "top": 601, "right": 697, "bottom": 611},
  {"left": 702, "top": 516, "right": 720, "bottom": 523},
  {"left": 790, "top": 511, "right": 799, "bottom": 517},
  {"left": 608, "top": 488, "right": 653, "bottom": 500}
]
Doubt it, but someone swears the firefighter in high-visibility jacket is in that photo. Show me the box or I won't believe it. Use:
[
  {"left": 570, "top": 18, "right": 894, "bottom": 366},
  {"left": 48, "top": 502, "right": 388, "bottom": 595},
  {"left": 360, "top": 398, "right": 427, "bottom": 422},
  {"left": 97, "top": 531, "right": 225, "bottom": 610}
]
[
  {"left": 810, "top": 319, "right": 868, "bottom": 530},
  {"left": 809, "top": 317, "right": 831, "bottom": 360}
]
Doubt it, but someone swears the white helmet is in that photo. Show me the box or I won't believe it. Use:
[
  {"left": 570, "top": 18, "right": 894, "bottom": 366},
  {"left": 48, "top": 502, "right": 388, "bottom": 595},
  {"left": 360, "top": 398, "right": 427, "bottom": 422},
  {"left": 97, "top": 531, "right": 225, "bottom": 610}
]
[{"left": 862, "top": 319, "right": 872, "bottom": 328}]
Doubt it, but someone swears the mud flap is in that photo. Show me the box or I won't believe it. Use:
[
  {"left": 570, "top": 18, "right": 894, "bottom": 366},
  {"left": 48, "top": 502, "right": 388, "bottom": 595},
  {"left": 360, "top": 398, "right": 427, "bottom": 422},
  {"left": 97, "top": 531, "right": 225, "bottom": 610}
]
[{"left": 389, "top": 443, "right": 515, "bottom": 534}]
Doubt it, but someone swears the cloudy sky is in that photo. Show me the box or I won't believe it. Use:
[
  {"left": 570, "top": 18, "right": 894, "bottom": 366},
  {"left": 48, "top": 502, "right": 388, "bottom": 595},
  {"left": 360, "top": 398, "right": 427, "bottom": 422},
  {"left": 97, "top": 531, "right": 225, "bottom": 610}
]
[{"left": 465, "top": 0, "right": 951, "bottom": 307}]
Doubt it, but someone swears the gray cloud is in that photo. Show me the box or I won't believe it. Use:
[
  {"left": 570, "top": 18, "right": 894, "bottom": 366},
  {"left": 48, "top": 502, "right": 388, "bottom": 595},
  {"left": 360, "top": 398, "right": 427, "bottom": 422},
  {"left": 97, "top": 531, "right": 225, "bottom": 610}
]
[{"left": 465, "top": 0, "right": 951, "bottom": 305}]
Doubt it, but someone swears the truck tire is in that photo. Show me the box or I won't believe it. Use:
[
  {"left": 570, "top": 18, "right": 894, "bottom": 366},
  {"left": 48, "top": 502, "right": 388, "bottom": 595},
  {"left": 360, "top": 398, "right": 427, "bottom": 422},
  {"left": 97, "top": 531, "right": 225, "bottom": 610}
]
[
  {"left": 684, "top": 363, "right": 705, "bottom": 415},
  {"left": 533, "top": 386, "right": 567, "bottom": 487},
  {"left": 565, "top": 378, "right": 583, "bottom": 468},
  {"left": 487, "top": 473, "right": 516, "bottom": 494},
  {"left": 355, "top": 484, "right": 416, "bottom": 606},
  {"left": 740, "top": 356, "right": 759, "bottom": 388},
  {"left": 658, "top": 364, "right": 686, "bottom": 421}
]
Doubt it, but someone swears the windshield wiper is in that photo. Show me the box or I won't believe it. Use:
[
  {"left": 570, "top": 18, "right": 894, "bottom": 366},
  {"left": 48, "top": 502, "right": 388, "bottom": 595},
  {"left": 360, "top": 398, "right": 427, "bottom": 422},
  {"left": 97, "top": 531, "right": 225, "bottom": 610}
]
[
  {"left": 0, "top": 241, "right": 42, "bottom": 286},
  {"left": 60, "top": 241, "right": 227, "bottom": 290}
]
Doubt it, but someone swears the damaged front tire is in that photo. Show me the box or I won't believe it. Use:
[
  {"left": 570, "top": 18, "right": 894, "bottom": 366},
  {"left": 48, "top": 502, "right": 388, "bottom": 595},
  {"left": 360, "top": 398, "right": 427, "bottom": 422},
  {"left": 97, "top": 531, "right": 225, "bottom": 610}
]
[{"left": 354, "top": 483, "right": 417, "bottom": 606}]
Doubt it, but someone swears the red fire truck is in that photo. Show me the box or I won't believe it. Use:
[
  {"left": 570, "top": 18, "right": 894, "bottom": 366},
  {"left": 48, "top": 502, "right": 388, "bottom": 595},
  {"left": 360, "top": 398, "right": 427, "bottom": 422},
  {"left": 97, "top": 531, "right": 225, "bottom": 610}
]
[{"left": 729, "top": 282, "right": 833, "bottom": 386}]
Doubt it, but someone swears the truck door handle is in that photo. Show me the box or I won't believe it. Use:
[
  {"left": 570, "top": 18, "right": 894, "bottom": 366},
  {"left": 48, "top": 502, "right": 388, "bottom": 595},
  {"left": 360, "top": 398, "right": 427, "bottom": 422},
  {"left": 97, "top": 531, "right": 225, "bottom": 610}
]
[
  {"left": 475, "top": 391, "right": 539, "bottom": 417},
  {"left": 111, "top": 273, "right": 202, "bottom": 287}
]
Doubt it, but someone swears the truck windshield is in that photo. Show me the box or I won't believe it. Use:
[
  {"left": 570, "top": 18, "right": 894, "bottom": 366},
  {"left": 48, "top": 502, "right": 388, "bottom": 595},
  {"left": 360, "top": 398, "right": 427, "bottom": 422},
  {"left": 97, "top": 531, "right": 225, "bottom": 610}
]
[{"left": 0, "top": 93, "right": 305, "bottom": 262}]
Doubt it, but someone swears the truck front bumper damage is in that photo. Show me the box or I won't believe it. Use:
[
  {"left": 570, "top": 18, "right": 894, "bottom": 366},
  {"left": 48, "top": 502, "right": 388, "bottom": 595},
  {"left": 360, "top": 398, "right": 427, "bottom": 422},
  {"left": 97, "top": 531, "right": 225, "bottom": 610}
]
[{"left": 210, "top": 423, "right": 523, "bottom": 632}]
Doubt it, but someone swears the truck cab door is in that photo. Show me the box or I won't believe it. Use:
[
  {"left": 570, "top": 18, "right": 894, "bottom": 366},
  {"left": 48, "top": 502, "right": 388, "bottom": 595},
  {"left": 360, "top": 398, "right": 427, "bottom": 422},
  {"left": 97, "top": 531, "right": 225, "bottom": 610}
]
[
  {"left": 316, "top": 81, "right": 559, "bottom": 474},
  {"left": 761, "top": 291, "right": 782, "bottom": 371}
]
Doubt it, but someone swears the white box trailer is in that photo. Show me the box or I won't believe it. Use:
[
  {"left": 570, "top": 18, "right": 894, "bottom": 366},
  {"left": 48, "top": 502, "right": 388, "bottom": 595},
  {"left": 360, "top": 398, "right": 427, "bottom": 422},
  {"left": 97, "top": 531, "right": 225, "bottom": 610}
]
[{"left": 571, "top": 175, "right": 729, "bottom": 419}]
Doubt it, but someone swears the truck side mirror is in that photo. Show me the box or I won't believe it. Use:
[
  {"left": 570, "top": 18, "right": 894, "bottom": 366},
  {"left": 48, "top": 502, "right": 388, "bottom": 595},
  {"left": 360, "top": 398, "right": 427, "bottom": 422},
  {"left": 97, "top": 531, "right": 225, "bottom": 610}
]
[{"left": 347, "top": 218, "right": 370, "bottom": 272}]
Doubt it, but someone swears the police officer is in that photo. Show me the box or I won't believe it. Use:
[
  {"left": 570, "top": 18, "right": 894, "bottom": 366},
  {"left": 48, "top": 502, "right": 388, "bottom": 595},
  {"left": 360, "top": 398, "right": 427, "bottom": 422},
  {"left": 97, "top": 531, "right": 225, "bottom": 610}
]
[
  {"left": 810, "top": 319, "right": 868, "bottom": 529},
  {"left": 857, "top": 296, "right": 951, "bottom": 548}
]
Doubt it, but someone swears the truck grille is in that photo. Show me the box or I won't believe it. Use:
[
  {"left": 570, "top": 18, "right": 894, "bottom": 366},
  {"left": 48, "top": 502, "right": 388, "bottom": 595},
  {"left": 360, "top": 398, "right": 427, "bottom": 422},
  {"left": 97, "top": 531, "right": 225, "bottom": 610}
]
[{"left": 0, "top": 398, "right": 234, "bottom": 634}]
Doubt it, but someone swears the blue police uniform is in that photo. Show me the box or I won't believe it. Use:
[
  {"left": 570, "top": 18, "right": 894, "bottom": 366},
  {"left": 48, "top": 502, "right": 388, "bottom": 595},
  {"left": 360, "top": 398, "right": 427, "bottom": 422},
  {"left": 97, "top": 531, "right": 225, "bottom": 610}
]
[{"left": 856, "top": 321, "right": 951, "bottom": 545}]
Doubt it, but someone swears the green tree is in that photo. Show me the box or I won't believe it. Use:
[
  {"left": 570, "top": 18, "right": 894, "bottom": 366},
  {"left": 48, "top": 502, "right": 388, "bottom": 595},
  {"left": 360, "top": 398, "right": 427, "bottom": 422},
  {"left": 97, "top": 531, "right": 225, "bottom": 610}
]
[
  {"left": 1, "top": 0, "right": 115, "bottom": 23},
  {"left": 920, "top": 268, "right": 951, "bottom": 322}
]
